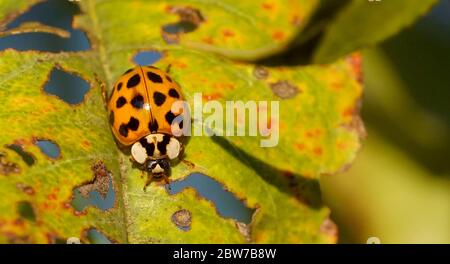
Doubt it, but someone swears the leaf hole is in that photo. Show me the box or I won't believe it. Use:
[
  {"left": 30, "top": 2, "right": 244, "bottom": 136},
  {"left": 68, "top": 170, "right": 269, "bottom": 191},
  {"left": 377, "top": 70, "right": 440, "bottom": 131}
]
[
  {"left": 133, "top": 50, "right": 163, "bottom": 66},
  {"left": 34, "top": 139, "right": 61, "bottom": 159},
  {"left": 5, "top": 144, "right": 35, "bottom": 166},
  {"left": 86, "top": 228, "right": 112, "bottom": 244},
  {"left": 43, "top": 68, "right": 90, "bottom": 105},
  {"left": 72, "top": 161, "right": 115, "bottom": 212},
  {"left": 161, "top": 6, "right": 205, "bottom": 44},
  {"left": 17, "top": 201, "right": 36, "bottom": 222},
  {"left": 0, "top": 0, "right": 90, "bottom": 52},
  {"left": 168, "top": 173, "right": 255, "bottom": 224}
]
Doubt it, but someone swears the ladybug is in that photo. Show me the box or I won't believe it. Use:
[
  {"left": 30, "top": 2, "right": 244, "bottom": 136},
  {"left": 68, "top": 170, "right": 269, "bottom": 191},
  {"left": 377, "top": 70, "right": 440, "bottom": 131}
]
[{"left": 104, "top": 66, "right": 185, "bottom": 189}]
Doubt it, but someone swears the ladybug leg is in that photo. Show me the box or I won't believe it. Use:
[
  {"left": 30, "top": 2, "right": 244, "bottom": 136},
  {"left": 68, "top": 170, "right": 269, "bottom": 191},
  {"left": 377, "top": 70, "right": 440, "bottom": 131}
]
[
  {"left": 100, "top": 82, "right": 108, "bottom": 109},
  {"left": 165, "top": 64, "right": 172, "bottom": 74},
  {"left": 143, "top": 173, "right": 153, "bottom": 192},
  {"left": 94, "top": 73, "right": 108, "bottom": 109},
  {"left": 181, "top": 159, "right": 195, "bottom": 169},
  {"left": 163, "top": 174, "right": 171, "bottom": 190}
]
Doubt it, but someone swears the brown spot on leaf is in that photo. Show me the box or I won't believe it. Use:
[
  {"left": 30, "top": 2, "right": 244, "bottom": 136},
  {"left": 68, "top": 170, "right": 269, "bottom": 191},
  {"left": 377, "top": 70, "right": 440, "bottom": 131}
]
[
  {"left": 47, "top": 193, "right": 57, "bottom": 200},
  {"left": 222, "top": 29, "right": 235, "bottom": 37},
  {"left": 202, "top": 37, "right": 214, "bottom": 44},
  {"left": 46, "top": 233, "right": 67, "bottom": 244},
  {"left": 236, "top": 222, "right": 252, "bottom": 242},
  {"left": 320, "top": 218, "right": 338, "bottom": 242},
  {"left": 270, "top": 80, "right": 300, "bottom": 99},
  {"left": 290, "top": 14, "right": 302, "bottom": 26},
  {"left": 162, "top": 6, "right": 205, "bottom": 44},
  {"left": 295, "top": 143, "right": 306, "bottom": 151},
  {"left": 172, "top": 209, "right": 192, "bottom": 231},
  {"left": 73, "top": 210, "right": 87, "bottom": 216},
  {"left": 78, "top": 161, "right": 111, "bottom": 199},
  {"left": 82, "top": 140, "right": 91, "bottom": 148},
  {"left": 253, "top": 66, "right": 269, "bottom": 80},
  {"left": 313, "top": 147, "right": 323, "bottom": 156},
  {"left": 341, "top": 115, "right": 367, "bottom": 139},
  {"left": 16, "top": 183, "right": 35, "bottom": 195},
  {"left": 202, "top": 92, "right": 223, "bottom": 101},
  {"left": 261, "top": 2, "right": 274, "bottom": 10},
  {"left": 347, "top": 53, "right": 364, "bottom": 85},
  {"left": 272, "top": 31, "right": 285, "bottom": 41},
  {"left": 0, "top": 153, "right": 20, "bottom": 175},
  {"left": 3, "top": 232, "right": 31, "bottom": 244}
]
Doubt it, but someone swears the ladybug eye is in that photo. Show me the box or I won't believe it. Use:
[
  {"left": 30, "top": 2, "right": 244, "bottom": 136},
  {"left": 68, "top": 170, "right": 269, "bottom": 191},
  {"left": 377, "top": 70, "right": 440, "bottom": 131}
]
[{"left": 148, "top": 161, "right": 157, "bottom": 169}]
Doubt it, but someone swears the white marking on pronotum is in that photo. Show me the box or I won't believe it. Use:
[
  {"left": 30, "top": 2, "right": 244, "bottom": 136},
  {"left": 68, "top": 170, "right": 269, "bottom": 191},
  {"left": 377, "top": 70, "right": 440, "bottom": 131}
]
[
  {"left": 131, "top": 141, "right": 147, "bottom": 164},
  {"left": 166, "top": 137, "right": 181, "bottom": 160}
]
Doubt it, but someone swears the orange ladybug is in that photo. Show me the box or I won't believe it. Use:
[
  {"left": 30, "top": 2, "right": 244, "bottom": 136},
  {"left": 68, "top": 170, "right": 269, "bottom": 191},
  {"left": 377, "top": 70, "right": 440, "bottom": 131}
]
[{"left": 106, "top": 66, "right": 185, "bottom": 189}]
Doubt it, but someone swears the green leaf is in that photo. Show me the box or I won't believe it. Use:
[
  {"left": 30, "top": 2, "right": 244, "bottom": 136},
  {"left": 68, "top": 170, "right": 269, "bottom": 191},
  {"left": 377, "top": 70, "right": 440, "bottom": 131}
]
[
  {"left": 313, "top": 0, "right": 438, "bottom": 63},
  {"left": 0, "top": 0, "right": 363, "bottom": 243},
  {"left": 0, "top": 0, "right": 41, "bottom": 29}
]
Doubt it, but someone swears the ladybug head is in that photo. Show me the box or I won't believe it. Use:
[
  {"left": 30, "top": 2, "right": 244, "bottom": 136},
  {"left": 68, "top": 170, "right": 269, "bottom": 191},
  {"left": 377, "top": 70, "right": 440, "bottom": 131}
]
[{"left": 145, "top": 158, "right": 170, "bottom": 177}]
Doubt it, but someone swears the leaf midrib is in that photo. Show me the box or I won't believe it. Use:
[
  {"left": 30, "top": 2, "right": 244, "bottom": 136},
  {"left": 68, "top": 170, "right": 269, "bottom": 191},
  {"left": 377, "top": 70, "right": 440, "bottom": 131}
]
[{"left": 85, "top": 0, "right": 129, "bottom": 244}]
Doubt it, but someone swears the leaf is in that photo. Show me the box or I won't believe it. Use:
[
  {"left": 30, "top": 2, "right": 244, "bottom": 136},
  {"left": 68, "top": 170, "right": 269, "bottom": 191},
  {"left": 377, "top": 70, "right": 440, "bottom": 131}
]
[
  {"left": 313, "top": 0, "right": 438, "bottom": 63},
  {"left": 0, "top": 0, "right": 41, "bottom": 29},
  {"left": 0, "top": 22, "right": 70, "bottom": 38},
  {"left": 0, "top": 0, "right": 363, "bottom": 243}
]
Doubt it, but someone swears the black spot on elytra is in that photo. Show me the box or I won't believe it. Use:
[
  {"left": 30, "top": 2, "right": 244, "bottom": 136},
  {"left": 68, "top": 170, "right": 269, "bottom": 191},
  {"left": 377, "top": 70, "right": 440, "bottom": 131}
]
[
  {"left": 149, "top": 120, "right": 159, "bottom": 133},
  {"left": 123, "top": 68, "right": 134, "bottom": 75},
  {"left": 153, "top": 92, "right": 166, "bottom": 106},
  {"left": 166, "top": 75, "right": 172, "bottom": 83},
  {"left": 168, "top": 88, "right": 180, "bottom": 98},
  {"left": 128, "top": 117, "right": 140, "bottom": 131},
  {"left": 119, "top": 124, "right": 128, "bottom": 137},
  {"left": 127, "top": 74, "right": 141, "bottom": 88},
  {"left": 147, "top": 71, "right": 163, "bottom": 83},
  {"left": 116, "top": 96, "right": 126, "bottom": 108},
  {"left": 179, "top": 120, "right": 184, "bottom": 129},
  {"left": 109, "top": 111, "right": 114, "bottom": 125},
  {"left": 165, "top": 111, "right": 176, "bottom": 125},
  {"left": 157, "top": 135, "right": 171, "bottom": 155},
  {"left": 117, "top": 82, "right": 123, "bottom": 91},
  {"left": 131, "top": 94, "right": 144, "bottom": 109},
  {"left": 140, "top": 138, "right": 155, "bottom": 156}
]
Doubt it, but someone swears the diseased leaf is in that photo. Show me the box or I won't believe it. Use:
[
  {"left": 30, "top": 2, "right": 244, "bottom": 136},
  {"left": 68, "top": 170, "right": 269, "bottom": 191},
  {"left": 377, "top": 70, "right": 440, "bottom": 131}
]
[
  {"left": 313, "top": 0, "right": 438, "bottom": 63},
  {"left": 0, "top": 22, "right": 70, "bottom": 38},
  {"left": 0, "top": 0, "right": 363, "bottom": 243},
  {"left": 0, "top": 0, "right": 41, "bottom": 28}
]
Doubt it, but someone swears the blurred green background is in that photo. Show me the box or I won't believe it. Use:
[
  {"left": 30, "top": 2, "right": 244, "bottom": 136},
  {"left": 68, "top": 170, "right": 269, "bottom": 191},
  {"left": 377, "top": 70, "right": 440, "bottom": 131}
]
[{"left": 321, "top": 0, "right": 450, "bottom": 243}]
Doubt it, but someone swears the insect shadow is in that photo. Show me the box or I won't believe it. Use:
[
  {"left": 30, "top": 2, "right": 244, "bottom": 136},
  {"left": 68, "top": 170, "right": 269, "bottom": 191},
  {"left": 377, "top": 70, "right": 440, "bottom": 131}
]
[{"left": 210, "top": 135, "right": 323, "bottom": 209}]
